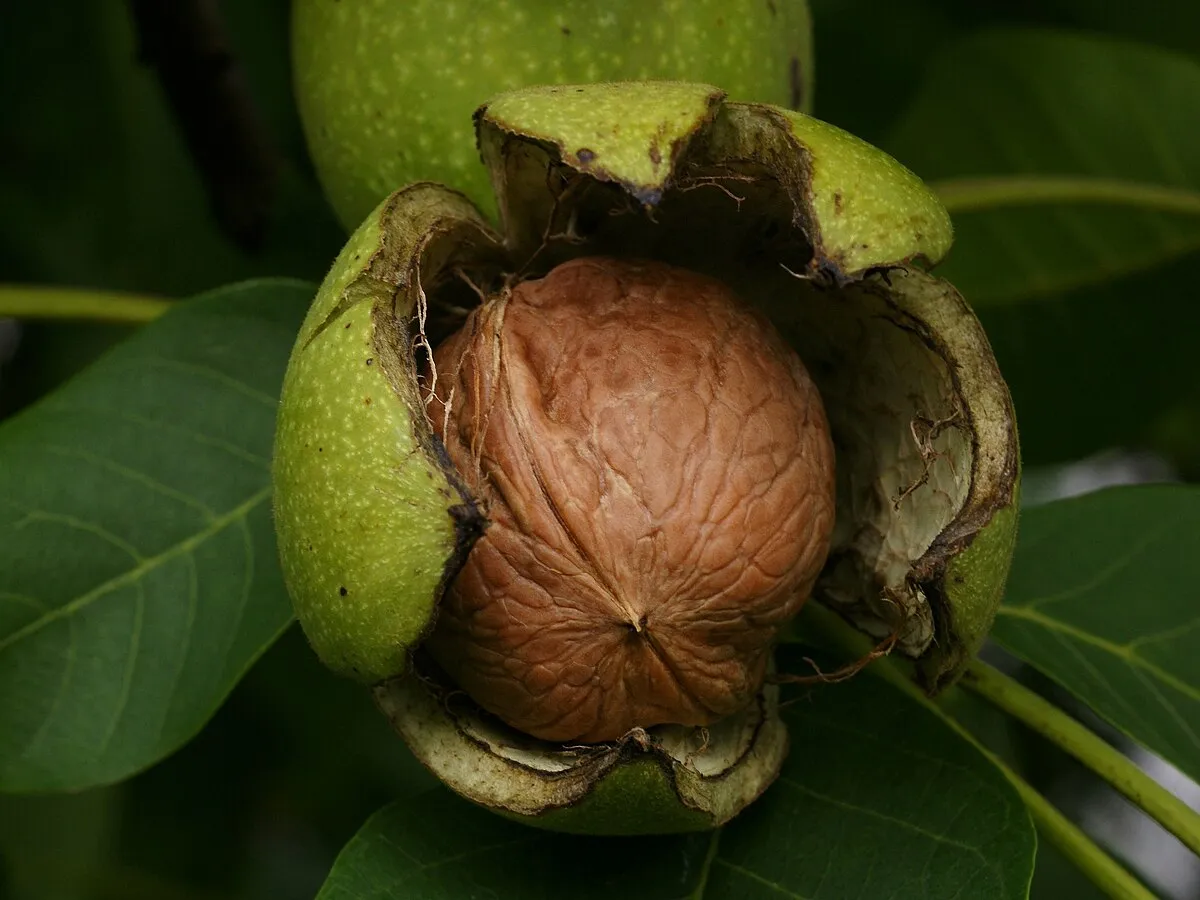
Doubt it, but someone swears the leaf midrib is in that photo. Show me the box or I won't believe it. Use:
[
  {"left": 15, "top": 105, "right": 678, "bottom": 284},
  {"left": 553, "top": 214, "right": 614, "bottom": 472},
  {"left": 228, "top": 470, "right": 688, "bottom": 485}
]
[
  {"left": 996, "top": 605, "right": 1200, "bottom": 702},
  {"left": 0, "top": 486, "right": 272, "bottom": 655}
]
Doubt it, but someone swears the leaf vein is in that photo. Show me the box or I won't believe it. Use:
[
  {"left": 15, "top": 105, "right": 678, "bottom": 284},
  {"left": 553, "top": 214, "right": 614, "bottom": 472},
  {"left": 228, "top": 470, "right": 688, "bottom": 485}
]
[
  {"left": 111, "top": 357, "right": 278, "bottom": 407},
  {"left": 0, "top": 487, "right": 271, "bottom": 656},
  {"left": 0, "top": 592, "right": 47, "bottom": 612},
  {"left": 687, "top": 827, "right": 721, "bottom": 900},
  {"left": 997, "top": 606, "right": 1200, "bottom": 702},
  {"left": 41, "top": 404, "right": 269, "bottom": 469},
  {"left": 97, "top": 579, "right": 145, "bottom": 756},
  {"left": 777, "top": 776, "right": 988, "bottom": 859},
  {"left": 17, "top": 615, "right": 77, "bottom": 763},
  {"left": 1019, "top": 524, "right": 1168, "bottom": 612},
  {"left": 38, "top": 444, "right": 217, "bottom": 519},
  {"left": 5, "top": 504, "right": 144, "bottom": 563},
  {"left": 711, "top": 859, "right": 811, "bottom": 899}
]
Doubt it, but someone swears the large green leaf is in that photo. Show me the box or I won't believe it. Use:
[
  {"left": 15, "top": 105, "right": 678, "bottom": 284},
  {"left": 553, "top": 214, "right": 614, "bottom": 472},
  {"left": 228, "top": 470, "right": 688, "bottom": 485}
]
[
  {"left": 0, "top": 279, "right": 311, "bottom": 792},
  {"left": 317, "top": 648, "right": 1035, "bottom": 900},
  {"left": 992, "top": 484, "right": 1200, "bottom": 785},
  {"left": 885, "top": 29, "right": 1200, "bottom": 307}
]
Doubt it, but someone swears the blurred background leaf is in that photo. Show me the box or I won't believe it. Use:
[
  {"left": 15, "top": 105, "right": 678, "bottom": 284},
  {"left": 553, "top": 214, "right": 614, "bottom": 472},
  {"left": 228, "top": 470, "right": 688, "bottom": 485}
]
[
  {"left": 971, "top": 256, "right": 1200, "bottom": 465},
  {"left": 108, "top": 626, "right": 434, "bottom": 900},
  {"left": 1042, "top": 1, "right": 1200, "bottom": 61},
  {"left": 0, "top": 788, "right": 119, "bottom": 900},
  {"left": 887, "top": 31, "right": 1200, "bottom": 305},
  {"left": 0, "top": 0, "right": 342, "bottom": 416},
  {"left": 877, "top": 30, "right": 1200, "bottom": 467},
  {"left": 0, "top": 626, "right": 433, "bottom": 900},
  {"left": 0, "top": 0, "right": 340, "bottom": 296}
]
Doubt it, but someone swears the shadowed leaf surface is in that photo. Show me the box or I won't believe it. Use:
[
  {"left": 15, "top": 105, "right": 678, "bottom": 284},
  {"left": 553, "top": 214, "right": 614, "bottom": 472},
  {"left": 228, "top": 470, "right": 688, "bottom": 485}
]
[
  {"left": 317, "top": 647, "right": 1035, "bottom": 900},
  {"left": 0, "top": 0, "right": 341, "bottom": 297},
  {"left": 977, "top": 254, "right": 1200, "bottom": 464},
  {"left": 886, "top": 29, "right": 1200, "bottom": 307},
  {"left": 0, "top": 279, "right": 311, "bottom": 791}
]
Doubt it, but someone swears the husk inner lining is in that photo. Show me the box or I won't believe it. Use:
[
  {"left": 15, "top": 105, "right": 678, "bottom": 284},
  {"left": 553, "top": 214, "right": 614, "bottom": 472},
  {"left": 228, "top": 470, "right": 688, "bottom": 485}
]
[{"left": 422, "top": 153, "right": 973, "bottom": 657}]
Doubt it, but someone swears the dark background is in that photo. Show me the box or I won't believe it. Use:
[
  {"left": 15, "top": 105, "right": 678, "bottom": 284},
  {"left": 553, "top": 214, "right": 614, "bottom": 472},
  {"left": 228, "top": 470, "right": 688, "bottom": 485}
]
[{"left": 1, "top": 2, "right": 1197, "bottom": 898}]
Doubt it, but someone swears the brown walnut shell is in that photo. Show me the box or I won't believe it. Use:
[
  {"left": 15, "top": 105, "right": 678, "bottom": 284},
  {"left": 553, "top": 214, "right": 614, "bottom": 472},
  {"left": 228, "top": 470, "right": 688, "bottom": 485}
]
[{"left": 425, "top": 256, "right": 836, "bottom": 743}]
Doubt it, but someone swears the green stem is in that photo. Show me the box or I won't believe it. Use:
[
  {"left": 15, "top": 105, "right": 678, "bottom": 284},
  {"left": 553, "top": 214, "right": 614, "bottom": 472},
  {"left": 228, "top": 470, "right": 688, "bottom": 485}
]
[
  {"left": 1006, "top": 761, "right": 1156, "bottom": 900},
  {"left": 932, "top": 175, "right": 1200, "bottom": 217},
  {"left": 0, "top": 286, "right": 170, "bottom": 324},
  {"left": 963, "top": 659, "right": 1200, "bottom": 858},
  {"left": 798, "top": 604, "right": 1156, "bottom": 900}
]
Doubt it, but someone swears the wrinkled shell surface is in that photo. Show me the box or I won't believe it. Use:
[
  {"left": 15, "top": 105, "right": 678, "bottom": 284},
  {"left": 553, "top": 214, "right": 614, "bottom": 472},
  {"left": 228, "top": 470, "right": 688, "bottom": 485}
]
[{"left": 426, "top": 257, "right": 836, "bottom": 743}]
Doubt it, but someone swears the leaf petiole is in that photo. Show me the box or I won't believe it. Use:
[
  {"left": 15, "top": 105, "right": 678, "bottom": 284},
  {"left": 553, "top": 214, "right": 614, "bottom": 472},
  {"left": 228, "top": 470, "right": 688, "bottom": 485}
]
[
  {"left": 0, "top": 286, "right": 170, "bottom": 324},
  {"left": 798, "top": 602, "right": 1156, "bottom": 900},
  {"left": 1001, "top": 756, "right": 1157, "bottom": 900},
  {"left": 962, "top": 658, "right": 1200, "bottom": 858},
  {"left": 932, "top": 175, "right": 1200, "bottom": 217},
  {"left": 891, "top": 667, "right": 1156, "bottom": 900}
]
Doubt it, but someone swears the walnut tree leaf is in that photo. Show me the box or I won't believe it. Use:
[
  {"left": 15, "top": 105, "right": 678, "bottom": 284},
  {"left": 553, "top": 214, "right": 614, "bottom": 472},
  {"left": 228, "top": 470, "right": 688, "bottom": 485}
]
[
  {"left": 0, "top": 278, "right": 311, "bottom": 791},
  {"left": 885, "top": 29, "right": 1200, "bottom": 307},
  {"left": 992, "top": 484, "right": 1200, "bottom": 784}
]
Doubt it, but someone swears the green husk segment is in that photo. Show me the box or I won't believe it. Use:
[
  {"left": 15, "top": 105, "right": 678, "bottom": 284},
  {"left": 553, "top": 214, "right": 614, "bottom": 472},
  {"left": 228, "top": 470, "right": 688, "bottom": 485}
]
[
  {"left": 374, "top": 671, "right": 788, "bottom": 836},
  {"left": 862, "top": 270, "right": 1020, "bottom": 688},
  {"left": 480, "top": 82, "right": 724, "bottom": 206},
  {"left": 293, "top": 0, "right": 815, "bottom": 227},
  {"left": 880, "top": 271, "right": 1020, "bottom": 689},
  {"left": 700, "top": 103, "right": 953, "bottom": 274},
  {"left": 926, "top": 500, "right": 1021, "bottom": 690},
  {"left": 526, "top": 760, "right": 714, "bottom": 835},
  {"left": 477, "top": 82, "right": 726, "bottom": 253},
  {"left": 477, "top": 83, "right": 953, "bottom": 278},
  {"left": 773, "top": 108, "right": 953, "bottom": 273},
  {"left": 272, "top": 184, "right": 499, "bottom": 684}
]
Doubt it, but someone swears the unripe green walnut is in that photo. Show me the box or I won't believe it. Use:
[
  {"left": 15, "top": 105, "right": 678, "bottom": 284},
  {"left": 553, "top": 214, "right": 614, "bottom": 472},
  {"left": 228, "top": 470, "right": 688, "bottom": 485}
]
[
  {"left": 272, "top": 82, "right": 1020, "bottom": 834},
  {"left": 292, "top": 0, "right": 814, "bottom": 227}
]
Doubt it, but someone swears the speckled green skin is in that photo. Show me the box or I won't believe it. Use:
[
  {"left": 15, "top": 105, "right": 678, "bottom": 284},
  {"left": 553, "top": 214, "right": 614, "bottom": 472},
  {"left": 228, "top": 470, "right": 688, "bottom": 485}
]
[
  {"left": 292, "top": 0, "right": 814, "bottom": 228},
  {"left": 778, "top": 110, "right": 954, "bottom": 272},
  {"left": 478, "top": 82, "right": 954, "bottom": 275},
  {"left": 273, "top": 183, "right": 498, "bottom": 683},
  {"left": 483, "top": 82, "right": 723, "bottom": 203},
  {"left": 925, "top": 480, "right": 1021, "bottom": 690}
]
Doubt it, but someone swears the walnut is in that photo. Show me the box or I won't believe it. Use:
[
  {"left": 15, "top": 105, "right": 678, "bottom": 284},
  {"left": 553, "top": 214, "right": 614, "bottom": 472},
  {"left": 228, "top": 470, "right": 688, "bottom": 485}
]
[
  {"left": 275, "top": 83, "right": 1021, "bottom": 830},
  {"left": 426, "top": 257, "right": 836, "bottom": 743}
]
